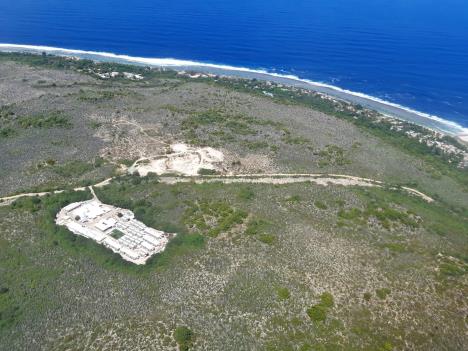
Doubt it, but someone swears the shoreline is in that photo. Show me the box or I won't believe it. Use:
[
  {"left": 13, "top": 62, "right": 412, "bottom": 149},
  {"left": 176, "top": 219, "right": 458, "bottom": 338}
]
[{"left": 1, "top": 43, "right": 467, "bottom": 143}]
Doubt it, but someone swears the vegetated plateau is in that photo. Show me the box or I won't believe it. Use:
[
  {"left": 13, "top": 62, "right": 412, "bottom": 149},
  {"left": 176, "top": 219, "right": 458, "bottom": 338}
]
[{"left": 0, "top": 53, "right": 467, "bottom": 351}]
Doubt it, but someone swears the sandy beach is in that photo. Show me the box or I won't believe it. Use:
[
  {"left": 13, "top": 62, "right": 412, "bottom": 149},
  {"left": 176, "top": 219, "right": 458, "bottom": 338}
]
[{"left": 457, "top": 133, "right": 468, "bottom": 146}]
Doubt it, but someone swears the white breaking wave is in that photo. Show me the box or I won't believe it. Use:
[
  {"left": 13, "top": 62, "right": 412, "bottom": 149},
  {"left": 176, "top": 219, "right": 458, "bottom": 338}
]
[{"left": 1, "top": 43, "right": 467, "bottom": 136}]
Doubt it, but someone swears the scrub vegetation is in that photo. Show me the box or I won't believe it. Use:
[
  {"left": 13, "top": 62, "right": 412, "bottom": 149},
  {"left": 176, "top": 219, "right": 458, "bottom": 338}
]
[{"left": 0, "top": 53, "right": 467, "bottom": 351}]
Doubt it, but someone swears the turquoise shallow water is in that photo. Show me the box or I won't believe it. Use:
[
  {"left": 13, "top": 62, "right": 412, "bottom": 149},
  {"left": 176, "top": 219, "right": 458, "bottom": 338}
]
[{"left": 1, "top": 0, "right": 467, "bottom": 134}]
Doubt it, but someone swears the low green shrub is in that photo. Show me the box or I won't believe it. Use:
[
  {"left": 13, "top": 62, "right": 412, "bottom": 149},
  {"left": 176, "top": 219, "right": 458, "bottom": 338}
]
[
  {"left": 258, "top": 233, "right": 276, "bottom": 245},
  {"left": 307, "top": 305, "right": 327, "bottom": 322},
  {"left": 307, "top": 292, "right": 335, "bottom": 323},
  {"left": 319, "top": 292, "right": 334, "bottom": 308},
  {"left": 237, "top": 186, "right": 255, "bottom": 200},
  {"left": 19, "top": 112, "right": 71, "bottom": 129},
  {"left": 184, "top": 200, "right": 247, "bottom": 237},
  {"left": 439, "top": 262, "right": 466, "bottom": 277},
  {"left": 375, "top": 288, "right": 391, "bottom": 300},
  {"left": 52, "top": 160, "right": 95, "bottom": 178},
  {"left": 314, "top": 200, "right": 328, "bottom": 210},
  {"left": 0, "top": 127, "right": 16, "bottom": 138},
  {"left": 245, "top": 218, "right": 270, "bottom": 236},
  {"left": 197, "top": 168, "right": 218, "bottom": 175},
  {"left": 285, "top": 195, "right": 302, "bottom": 203},
  {"left": 174, "top": 326, "right": 194, "bottom": 351},
  {"left": 277, "top": 287, "right": 291, "bottom": 300}
]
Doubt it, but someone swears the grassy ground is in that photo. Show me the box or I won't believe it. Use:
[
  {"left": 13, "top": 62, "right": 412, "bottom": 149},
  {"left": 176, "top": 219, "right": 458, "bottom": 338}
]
[
  {"left": 1, "top": 177, "right": 466, "bottom": 350},
  {"left": 0, "top": 53, "right": 467, "bottom": 350}
]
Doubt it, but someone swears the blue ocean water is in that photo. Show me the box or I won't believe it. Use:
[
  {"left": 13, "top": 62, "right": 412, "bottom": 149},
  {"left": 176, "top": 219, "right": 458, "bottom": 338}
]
[{"left": 1, "top": 0, "right": 468, "bottom": 130}]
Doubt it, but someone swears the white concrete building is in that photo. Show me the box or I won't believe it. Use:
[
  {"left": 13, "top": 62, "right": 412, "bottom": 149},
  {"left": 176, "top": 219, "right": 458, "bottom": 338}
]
[{"left": 56, "top": 198, "right": 173, "bottom": 265}]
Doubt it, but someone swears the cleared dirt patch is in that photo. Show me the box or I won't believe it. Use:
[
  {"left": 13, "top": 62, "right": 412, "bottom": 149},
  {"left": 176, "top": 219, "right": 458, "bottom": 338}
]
[{"left": 129, "top": 143, "right": 225, "bottom": 176}]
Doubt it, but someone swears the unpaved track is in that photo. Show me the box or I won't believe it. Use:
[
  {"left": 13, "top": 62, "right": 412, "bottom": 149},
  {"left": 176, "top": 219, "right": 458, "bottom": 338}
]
[
  {"left": 159, "top": 175, "right": 379, "bottom": 187},
  {"left": 0, "top": 173, "right": 434, "bottom": 207}
]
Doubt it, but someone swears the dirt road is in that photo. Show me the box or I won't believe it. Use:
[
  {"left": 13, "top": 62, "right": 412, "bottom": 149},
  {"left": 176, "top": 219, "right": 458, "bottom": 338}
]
[{"left": 0, "top": 173, "right": 434, "bottom": 207}]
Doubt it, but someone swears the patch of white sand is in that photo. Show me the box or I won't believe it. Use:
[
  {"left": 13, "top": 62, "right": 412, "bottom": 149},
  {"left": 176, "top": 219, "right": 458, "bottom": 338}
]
[
  {"left": 457, "top": 133, "right": 468, "bottom": 144},
  {"left": 130, "top": 143, "right": 224, "bottom": 176}
]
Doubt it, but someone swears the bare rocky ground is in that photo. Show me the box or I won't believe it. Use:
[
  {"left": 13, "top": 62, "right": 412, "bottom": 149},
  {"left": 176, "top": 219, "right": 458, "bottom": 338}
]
[{"left": 0, "top": 58, "right": 467, "bottom": 350}]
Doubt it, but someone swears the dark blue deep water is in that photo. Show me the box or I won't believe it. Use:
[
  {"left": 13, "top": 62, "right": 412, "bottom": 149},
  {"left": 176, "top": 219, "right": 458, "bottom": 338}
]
[{"left": 1, "top": 0, "right": 468, "bottom": 129}]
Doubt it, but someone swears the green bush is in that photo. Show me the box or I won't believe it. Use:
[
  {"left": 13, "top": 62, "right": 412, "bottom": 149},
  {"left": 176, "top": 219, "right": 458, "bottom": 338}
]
[
  {"left": 180, "top": 107, "right": 307, "bottom": 152},
  {"left": 277, "top": 287, "right": 290, "bottom": 300},
  {"left": 319, "top": 292, "right": 334, "bottom": 308},
  {"left": 78, "top": 90, "right": 116, "bottom": 102},
  {"left": 307, "top": 305, "right": 327, "bottom": 322},
  {"left": 338, "top": 208, "right": 362, "bottom": 221},
  {"left": 237, "top": 186, "right": 255, "bottom": 200},
  {"left": 285, "top": 195, "right": 302, "bottom": 203},
  {"left": 281, "top": 133, "right": 309, "bottom": 145},
  {"left": 197, "top": 168, "right": 218, "bottom": 175},
  {"left": 0, "top": 302, "right": 21, "bottom": 329},
  {"left": 245, "top": 218, "right": 270, "bottom": 236},
  {"left": 183, "top": 200, "right": 247, "bottom": 237},
  {"left": 375, "top": 288, "right": 391, "bottom": 300},
  {"left": 0, "top": 127, "right": 16, "bottom": 138},
  {"left": 53, "top": 160, "right": 95, "bottom": 178},
  {"left": 314, "top": 200, "right": 328, "bottom": 210},
  {"left": 146, "top": 233, "right": 205, "bottom": 269},
  {"left": 337, "top": 201, "right": 419, "bottom": 230},
  {"left": 307, "top": 292, "right": 335, "bottom": 322},
  {"left": 19, "top": 112, "right": 71, "bottom": 129},
  {"left": 318, "top": 145, "right": 350, "bottom": 166},
  {"left": 244, "top": 140, "right": 270, "bottom": 150},
  {"left": 11, "top": 196, "right": 42, "bottom": 213},
  {"left": 174, "top": 326, "right": 193, "bottom": 351},
  {"left": 439, "top": 262, "right": 466, "bottom": 277},
  {"left": 88, "top": 121, "right": 102, "bottom": 129},
  {"left": 244, "top": 217, "right": 276, "bottom": 244},
  {"left": 382, "top": 243, "right": 407, "bottom": 253},
  {"left": 258, "top": 233, "right": 276, "bottom": 245}
]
